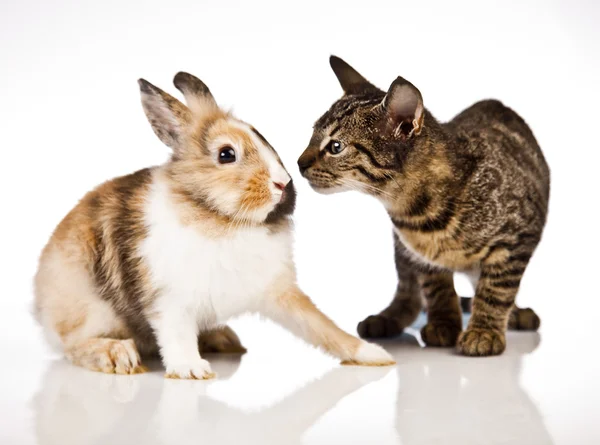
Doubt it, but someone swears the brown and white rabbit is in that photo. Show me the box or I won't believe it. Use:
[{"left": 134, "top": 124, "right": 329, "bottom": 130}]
[{"left": 33, "top": 72, "right": 395, "bottom": 379}]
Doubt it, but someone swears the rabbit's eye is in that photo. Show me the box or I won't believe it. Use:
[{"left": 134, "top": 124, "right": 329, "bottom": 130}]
[
  {"left": 326, "top": 140, "right": 344, "bottom": 155},
  {"left": 218, "top": 146, "right": 236, "bottom": 164}
]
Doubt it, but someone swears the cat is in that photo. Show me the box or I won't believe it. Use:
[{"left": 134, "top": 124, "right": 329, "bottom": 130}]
[{"left": 297, "top": 56, "right": 549, "bottom": 356}]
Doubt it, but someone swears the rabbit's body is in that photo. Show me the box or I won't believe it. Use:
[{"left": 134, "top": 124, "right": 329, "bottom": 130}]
[
  {"left": 34, "top": 72, "right": 394, "bottom": 378},
  {"left": 143, "top": 169, "right": 294, "bottom": 321}
]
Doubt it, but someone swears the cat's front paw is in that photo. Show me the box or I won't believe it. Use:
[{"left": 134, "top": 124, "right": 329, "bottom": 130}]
[
  {"left": 421, "top": 322, "right": 462, "bottom": 347},
  {"left": 342, "top": 341, "right": 396, "bottom": 366},
  {"left": 165, "top": 359, "right": 216, "bottom": 380},
  {"left": 357, "top": 314, "right": 403, "bottom": 339},
  {"left": 456, "top": 328, "right": 506, "bottom": 356}
]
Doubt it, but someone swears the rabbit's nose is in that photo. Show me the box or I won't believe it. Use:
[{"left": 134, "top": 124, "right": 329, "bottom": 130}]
[{"left": 273, "top": 182, "right": 286, "bottom": 191}]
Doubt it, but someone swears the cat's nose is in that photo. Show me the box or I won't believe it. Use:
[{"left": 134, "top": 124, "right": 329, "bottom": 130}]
[{"left": 298, "top": 150, "right": 317, "bottom": 175}]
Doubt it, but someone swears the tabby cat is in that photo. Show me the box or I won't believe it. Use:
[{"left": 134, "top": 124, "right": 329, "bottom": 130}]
[{"left": 297, "top": 56, "right": 549, "bottom": 356}]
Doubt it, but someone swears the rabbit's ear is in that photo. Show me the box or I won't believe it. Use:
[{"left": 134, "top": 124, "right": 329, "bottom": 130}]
[
  {"left": 138, "top": 79, "right": 191, "bottom": 152},
  {"left": 173, "top": 72, "right": 217, "bottom": 115}
]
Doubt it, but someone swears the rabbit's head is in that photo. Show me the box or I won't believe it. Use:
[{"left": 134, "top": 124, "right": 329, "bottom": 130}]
[{"left": 139, "top": 73, "right": 294, "bottom": 224}]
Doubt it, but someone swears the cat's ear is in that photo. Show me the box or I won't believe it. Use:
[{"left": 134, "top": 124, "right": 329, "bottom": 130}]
[
  {"left": 138, "top": 78, "right": 192, "bottom": 152},
  {"left": 382, "top": 76, "right": 425, "bottom": 138},
  {"left": 330, "top": 55, "right": 377, "bottom": 95},
  {"left": 173, "top": 72, "right": 218, "bottom": 116}
]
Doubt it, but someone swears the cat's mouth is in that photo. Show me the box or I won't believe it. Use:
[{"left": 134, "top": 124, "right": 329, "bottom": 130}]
[
  {"left": 307, "top": 179, "right": 348, "bottom": 195},
  {"left": 310, "top": 184, "right": 338, "bottom": 195},
  {"left": 302, "top": 169, "right": 340, "bottom": 190}
]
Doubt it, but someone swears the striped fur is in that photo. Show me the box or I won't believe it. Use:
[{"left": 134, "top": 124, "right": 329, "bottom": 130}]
[
  {"left": 298, "top": 56, "right": 550, "bottom": 356},
  {"left": 34, "top": 71, "right": 394, "bottom": 377}
]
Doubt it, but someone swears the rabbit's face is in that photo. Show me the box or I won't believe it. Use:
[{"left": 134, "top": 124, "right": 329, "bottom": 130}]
[
  {"left": 139, "top": 73, "right": 295, "bottom": 224},
  {"left": 177, "top": 115, "right": 293, "bottom": 223}
]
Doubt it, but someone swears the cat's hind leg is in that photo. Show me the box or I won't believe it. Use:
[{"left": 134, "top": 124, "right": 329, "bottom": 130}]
[
  {"left": 458, "top": 295, "right": 540, "bottom": 331},
  {"left": 508, "top": 305, "right": 541, "bottom": 331}
]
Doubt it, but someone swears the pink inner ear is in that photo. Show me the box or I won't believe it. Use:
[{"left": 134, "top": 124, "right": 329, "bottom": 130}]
[{"left": 388, "top": 85, "right": 420, "bottom": 122}]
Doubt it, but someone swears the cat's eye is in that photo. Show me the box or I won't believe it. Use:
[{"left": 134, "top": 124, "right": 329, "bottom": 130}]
[
  {"left": 326, "top": 140, "right": 345, "bottom": 155},
  {"left": 218, "top": 146, "right": 236, "bottom": 164}
]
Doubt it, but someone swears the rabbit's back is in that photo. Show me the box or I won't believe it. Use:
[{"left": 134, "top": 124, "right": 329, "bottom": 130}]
[{"left": 34, "top": 168, "right": 158, "bottom": 353}]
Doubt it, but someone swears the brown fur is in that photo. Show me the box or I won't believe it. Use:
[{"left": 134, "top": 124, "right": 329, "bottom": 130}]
[
  {"left": 35, "top": 70, "right": 390, "bottom": 377},
  {"left": 34, "top": 72, "right": 297, "bottom": 375},
  {"left": 299, "top": 56, "right": 549, "bottom": 356},
  {"left": 66, "top": 338, "right": 147, "bottom": 375},
  {"left": 266, "top": 281, "right": 394, "bottom": 366}
]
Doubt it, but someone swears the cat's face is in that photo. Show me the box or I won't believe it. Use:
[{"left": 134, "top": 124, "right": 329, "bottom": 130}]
[
  {"left": 298, "top": 56, "right": 425, "bottom": 197},
  {"left": 299, "top": 90, "right": 401, "bottom": 195}
]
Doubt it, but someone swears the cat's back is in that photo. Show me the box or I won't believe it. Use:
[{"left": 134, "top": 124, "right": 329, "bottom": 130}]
[{"left": 446, "top": 99, "right": 549, "bottom": 199}]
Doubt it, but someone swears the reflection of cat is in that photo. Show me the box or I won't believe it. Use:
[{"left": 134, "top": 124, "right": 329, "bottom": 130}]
[
  {"left": 33, "top": 357, "right": 390, "bottom": 445},
  {"left": 389, "top": 317, "right": 553, "bottom": 444}
]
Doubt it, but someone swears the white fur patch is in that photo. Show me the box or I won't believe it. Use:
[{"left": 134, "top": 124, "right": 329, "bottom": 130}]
[
  {"left": 142, "top": 174, "right": 294, "bottom": 323},
  {"left": 236, "top": 121, "right": 291, "bottom": 197},
  {"left": 353, "top": 341, "right": 395, "bottom": 365},
  {"left": 140, "top": 174, "right": 294, "bottom": 367}
]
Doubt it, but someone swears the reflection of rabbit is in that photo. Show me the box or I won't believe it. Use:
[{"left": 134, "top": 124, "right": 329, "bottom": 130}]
[
  {"left": 34, "top": 360, "right": 162, "bottom": 445},
  {"left": 33, "top": 72, "right": 393, "bottom": 379},
  {"left": 33, "top": 359, "right": 390, "bottom": 445},
  {"left": 387, "top": 317, "right": 553, "bottom": 445},
  {"left": 153, "top": 366, "right": 391, "bottom": 445}
]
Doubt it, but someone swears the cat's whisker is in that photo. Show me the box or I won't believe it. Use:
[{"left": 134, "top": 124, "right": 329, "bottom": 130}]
[{"left": 342, "top": 177, "right": 395, "bottom": 198}]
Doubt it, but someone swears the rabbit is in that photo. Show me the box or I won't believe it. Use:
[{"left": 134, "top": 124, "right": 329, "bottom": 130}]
[{"left": 33, "top": 72, "right": 395, "bottom": 379}]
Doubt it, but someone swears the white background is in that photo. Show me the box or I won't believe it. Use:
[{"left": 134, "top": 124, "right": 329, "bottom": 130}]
[{"left": 1, "top": 0, "right": 599, "bottom": 444}]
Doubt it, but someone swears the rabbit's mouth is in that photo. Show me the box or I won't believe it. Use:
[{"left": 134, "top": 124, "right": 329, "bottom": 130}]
[{"left": 265, "top": 181, "right": 296, "bottom": 224}]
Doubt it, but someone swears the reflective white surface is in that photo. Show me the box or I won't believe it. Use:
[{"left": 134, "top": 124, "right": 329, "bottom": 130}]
[{"left": 2, "top": 312, "right": 599, "bottom": 445}]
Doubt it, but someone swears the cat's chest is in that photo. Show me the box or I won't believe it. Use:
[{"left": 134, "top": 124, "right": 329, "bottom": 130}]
[{"left": 394, "top": 228, "right": 476, "bottom": 270}]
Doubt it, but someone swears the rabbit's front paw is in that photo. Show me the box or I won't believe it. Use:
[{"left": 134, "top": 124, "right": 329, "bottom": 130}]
[
  {"left": 341, "top": 341, "right": 396, "bottom": 366},
  {"left": 165, "top": 358, "right": 215, "bottom": 380}
]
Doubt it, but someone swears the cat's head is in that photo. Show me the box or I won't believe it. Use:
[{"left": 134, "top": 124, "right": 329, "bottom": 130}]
[{"left": 298, "top": 56, "right": 427, "bottom": 197}]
